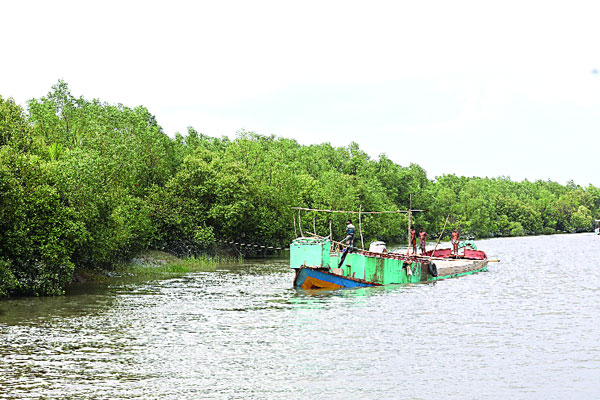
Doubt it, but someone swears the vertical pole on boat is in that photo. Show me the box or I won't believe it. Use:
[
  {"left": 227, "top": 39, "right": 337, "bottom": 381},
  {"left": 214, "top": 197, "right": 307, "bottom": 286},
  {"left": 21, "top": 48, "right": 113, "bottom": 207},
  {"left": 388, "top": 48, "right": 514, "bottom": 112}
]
[
  {"left": 431, "top": 214, "right": 450, "bottom": 256},
  {"left": 329, "top": 219, "right": 332, "bottom": 239},
  {"left": 298, "top": 209, "right": 304, "bottom": 237},
  {"left": 407, "top": 194, "right": 412, "bottom": 255},
  {"left": 313, "top": 217, "right": 316, "bottom": 236},
  {"left": 359, "top": 204, "right": 364, "bottom": 249},
  {"left": 293, "top": 214, "right": 298, "bottom": 238}
]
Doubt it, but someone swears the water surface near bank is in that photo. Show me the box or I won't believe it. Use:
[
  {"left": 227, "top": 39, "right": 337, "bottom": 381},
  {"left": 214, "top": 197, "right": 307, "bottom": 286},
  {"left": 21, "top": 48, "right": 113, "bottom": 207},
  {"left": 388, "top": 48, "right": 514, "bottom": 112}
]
[{"left": 1, "top": 234, "right": 599, "bottom": 399}]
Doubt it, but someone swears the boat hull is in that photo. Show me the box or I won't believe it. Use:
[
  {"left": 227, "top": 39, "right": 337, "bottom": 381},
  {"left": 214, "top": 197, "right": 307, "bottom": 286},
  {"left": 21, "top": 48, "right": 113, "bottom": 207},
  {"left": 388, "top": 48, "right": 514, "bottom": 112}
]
[
  {"left": 293, "top": 258, "right": 488, "bottom": 290},
  {"left": 432, "top": 258, "right": 488, "bottom": 280},
  {"left": 293, "top": 267, "right": 380, "bottom": 290}
]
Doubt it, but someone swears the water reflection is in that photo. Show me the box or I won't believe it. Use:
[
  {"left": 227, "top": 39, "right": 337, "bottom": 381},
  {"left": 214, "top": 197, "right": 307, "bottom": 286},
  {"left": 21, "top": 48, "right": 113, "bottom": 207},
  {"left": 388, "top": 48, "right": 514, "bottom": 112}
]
[{"left": 1, "top": 233, "right": 599, "bottom": 399}]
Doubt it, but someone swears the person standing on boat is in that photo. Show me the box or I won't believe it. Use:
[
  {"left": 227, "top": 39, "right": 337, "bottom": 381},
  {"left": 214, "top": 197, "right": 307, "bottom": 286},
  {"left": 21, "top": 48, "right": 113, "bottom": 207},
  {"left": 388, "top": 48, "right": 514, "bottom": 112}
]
[
  {"left": 451, "top": 228, "right": 460, "bottom": 254},
  {"left": 418, "top": 228, "right": 429, "bottom": 254},
  {"left": 343, "top": 219, "right": 356, "bottom": 246},
  {"left": 410, "top": 228, "right": 417, "bottom": 254}
]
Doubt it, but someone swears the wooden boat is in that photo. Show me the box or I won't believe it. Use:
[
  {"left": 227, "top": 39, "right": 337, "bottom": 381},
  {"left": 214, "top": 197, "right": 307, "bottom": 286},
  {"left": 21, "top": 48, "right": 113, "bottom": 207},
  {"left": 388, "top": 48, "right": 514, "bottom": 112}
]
[{"left": 291, "top": 237, "right": 488, "bottom": 290}]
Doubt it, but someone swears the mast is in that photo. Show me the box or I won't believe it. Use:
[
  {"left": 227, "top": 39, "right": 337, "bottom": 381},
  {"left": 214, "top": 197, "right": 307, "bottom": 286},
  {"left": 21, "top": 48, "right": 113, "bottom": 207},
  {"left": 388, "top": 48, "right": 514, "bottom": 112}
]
[
  {"left": 359, "top": 204, "right": 364, "bottom": 249},
  {"left": 407, "top": 194, "right": 412, "bottom": 255}
]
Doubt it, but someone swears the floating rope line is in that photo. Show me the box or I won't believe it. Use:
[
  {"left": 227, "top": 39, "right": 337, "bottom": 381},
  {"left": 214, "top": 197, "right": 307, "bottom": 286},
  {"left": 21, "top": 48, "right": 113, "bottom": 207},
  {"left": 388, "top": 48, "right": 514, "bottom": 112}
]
[{"left": 216, "top": 239, "right": 289, "bottom": 251}]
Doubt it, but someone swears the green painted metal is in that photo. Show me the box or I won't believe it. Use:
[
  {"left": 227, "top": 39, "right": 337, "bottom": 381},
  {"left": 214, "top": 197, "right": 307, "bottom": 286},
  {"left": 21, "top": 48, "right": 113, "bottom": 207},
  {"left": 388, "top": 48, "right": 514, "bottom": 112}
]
[
  {"left": 290, "top": 237, "right": 331, "bottom": 269},
  {"left": 332, "top": 252, "right": 425, "bottom": 284}
]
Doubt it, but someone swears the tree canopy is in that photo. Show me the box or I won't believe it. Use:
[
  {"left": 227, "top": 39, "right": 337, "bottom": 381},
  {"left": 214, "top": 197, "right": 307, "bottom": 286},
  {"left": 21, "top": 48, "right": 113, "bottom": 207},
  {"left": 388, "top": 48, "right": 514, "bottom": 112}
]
[{"left": 1, "top": 81, "right": 598, "bottom": 297}]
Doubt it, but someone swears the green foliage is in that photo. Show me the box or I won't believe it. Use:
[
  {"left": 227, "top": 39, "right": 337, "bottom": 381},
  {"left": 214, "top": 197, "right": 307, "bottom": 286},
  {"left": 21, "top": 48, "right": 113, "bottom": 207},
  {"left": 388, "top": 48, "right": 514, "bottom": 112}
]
[
  {"left": 1, "top": 80, "right": 599, "bottom": 297},
  {"left": 148, "top": 153, "right": 216, "bottom": 255},
  {"left": 568, "top": 205, "right": 592, "bottom": 233},
  {"left": 0, "top": 96, "right": 30, "bottom": 147},
  {"left": 0, "top": 147, "right": 81, "bottom": 295},
  {"left": 508, "top": 222, "right": 525, "bottom": 237},
  {"left": 0, "top": 258, "right": 17, "bottom": 298}
]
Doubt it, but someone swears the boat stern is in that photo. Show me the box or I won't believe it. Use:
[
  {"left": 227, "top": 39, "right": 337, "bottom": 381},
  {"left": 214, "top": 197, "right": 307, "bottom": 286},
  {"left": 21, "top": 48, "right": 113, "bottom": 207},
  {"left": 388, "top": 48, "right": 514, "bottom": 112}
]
[{"left": 290, "top": 237, "right": 332, "bottom": 270}]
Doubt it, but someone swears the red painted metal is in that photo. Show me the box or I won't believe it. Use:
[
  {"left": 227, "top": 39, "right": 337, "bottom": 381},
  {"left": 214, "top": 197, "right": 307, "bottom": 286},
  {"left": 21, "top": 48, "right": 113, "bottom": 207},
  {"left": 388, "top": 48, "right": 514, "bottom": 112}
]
[{"left": 463, "top": 248, "right": 487, "bottom": 259}]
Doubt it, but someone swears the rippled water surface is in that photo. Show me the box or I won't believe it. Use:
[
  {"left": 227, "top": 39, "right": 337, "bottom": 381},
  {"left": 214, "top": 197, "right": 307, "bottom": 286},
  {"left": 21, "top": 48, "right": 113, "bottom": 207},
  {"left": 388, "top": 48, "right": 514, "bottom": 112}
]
[{"left": 1, "top": 233, "right": 599, "bottom": 399}]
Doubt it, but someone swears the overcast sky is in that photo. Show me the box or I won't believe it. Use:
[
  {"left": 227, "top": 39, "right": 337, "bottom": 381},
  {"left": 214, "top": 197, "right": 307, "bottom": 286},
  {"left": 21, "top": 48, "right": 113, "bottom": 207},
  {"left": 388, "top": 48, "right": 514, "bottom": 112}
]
[{"left": 2, "top": 0, "right": 600, "bottom": 186}]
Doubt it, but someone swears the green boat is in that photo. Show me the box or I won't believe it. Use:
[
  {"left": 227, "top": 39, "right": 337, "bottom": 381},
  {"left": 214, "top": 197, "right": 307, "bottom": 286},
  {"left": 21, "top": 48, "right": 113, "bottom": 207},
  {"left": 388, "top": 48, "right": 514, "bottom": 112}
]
[{"left": 291, "top": 237, "right": 488, "bottom": 290}]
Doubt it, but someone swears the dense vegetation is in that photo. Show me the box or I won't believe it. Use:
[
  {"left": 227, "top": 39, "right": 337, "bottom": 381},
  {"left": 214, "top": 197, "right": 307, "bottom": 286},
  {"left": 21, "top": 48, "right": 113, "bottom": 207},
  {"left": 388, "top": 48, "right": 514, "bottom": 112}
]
[{"left": 1, "top": 81, "right": 599, "bottom": 297}]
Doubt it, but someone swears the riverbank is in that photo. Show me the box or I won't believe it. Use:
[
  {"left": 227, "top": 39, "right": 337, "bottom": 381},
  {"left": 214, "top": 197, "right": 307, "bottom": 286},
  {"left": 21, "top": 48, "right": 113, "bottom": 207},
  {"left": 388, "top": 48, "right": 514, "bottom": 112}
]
[
  {"left": 119, "top": 251, "right": 237, "bottom": 276},
  {"left": 72, "top": 250, "right": 242, "bottom": 283}
]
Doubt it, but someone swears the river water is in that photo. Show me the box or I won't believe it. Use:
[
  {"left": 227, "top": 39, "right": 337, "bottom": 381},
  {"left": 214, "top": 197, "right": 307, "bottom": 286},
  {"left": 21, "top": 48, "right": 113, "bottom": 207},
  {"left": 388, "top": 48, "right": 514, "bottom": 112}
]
[{"left": 1, "top": 233, "right": 599, "bottom": 399}]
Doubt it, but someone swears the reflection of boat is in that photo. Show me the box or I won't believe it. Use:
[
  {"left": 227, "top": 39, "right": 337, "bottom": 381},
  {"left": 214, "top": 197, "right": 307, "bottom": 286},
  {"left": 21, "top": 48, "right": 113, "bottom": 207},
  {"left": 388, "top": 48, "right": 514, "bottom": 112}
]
[{"left": 291, "top": 237, "right": 488, "bottom": 290}]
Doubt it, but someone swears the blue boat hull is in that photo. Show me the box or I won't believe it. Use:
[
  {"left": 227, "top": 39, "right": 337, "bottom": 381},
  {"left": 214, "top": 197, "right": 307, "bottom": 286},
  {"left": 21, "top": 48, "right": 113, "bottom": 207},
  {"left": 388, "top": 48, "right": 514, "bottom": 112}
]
[{"left": 293, "top": 267, "right": 380, "bottom": 290}]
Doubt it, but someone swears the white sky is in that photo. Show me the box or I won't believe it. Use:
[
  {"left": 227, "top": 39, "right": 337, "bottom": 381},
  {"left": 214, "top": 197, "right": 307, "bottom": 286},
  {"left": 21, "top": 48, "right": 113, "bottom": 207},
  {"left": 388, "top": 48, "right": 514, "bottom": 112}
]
[{"left": 2, "top": 0, "right": 600, "bottom": 186}]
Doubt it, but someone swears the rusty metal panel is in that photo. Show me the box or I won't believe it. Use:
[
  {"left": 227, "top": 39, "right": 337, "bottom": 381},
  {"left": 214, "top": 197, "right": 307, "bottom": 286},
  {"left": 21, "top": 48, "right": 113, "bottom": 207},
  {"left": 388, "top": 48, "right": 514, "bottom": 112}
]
[
  {"left": 373, "top": 257, "right": 385, "bottom": 283},
  {"left": 420, "top": 262, "right": 428, "bottom": 282}
]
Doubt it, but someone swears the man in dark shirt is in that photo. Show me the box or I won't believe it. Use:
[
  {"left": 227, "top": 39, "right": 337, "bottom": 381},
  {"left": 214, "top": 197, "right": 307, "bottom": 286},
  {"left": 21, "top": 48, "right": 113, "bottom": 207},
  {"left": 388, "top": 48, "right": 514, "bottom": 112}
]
[{"left": 343, "top": 219, "right": 355, "bottom": 246}]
